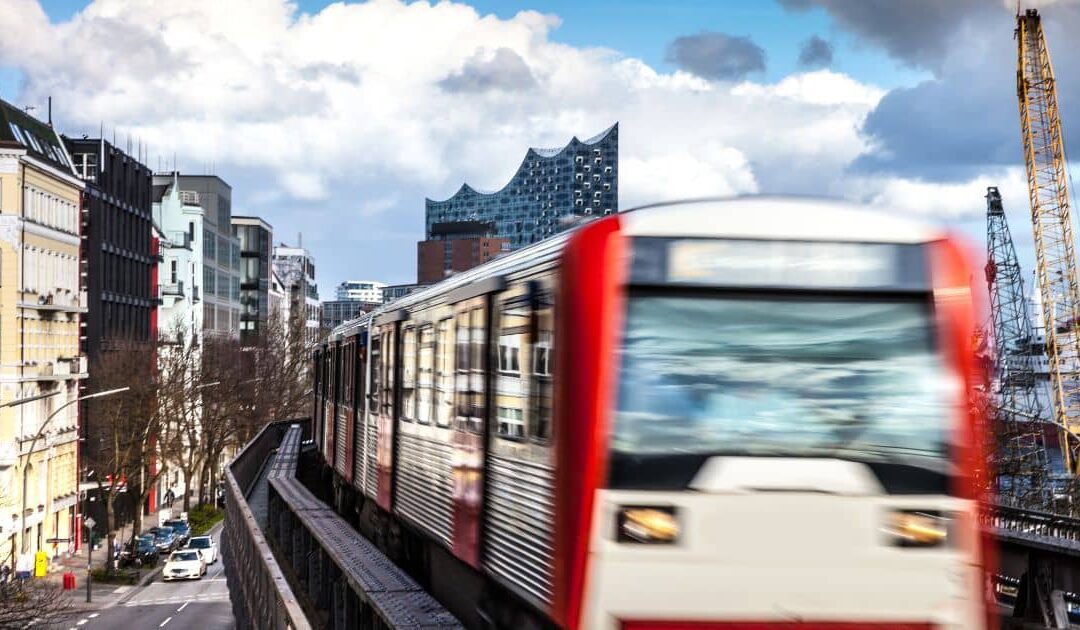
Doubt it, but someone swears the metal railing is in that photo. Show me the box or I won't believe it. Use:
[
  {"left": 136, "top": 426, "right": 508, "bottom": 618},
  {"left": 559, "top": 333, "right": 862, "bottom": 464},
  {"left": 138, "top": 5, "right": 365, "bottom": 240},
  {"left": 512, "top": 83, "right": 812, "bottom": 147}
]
[
  {"left": 223, "top": 419, "right": 311, "bottom": 630},
  {"left": 985, "top": 503, "right": 1080, "bottom": 546}
]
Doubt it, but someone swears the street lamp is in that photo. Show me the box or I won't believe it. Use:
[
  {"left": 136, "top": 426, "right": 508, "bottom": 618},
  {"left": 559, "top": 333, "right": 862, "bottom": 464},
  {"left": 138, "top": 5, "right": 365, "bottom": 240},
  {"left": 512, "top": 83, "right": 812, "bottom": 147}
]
[{"left": 17, "top": 387, "right": 129, "bottom": 568}]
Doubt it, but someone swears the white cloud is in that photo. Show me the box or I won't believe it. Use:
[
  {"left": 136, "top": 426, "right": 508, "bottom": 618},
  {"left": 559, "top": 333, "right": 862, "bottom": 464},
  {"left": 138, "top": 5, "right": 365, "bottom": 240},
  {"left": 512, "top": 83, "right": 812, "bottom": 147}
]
[
  {"left": 839, "top": 167, "right": 1029, "bottom": 219},
  {"left": 0, "top": 0, "right": 917, "bottom": 286}
]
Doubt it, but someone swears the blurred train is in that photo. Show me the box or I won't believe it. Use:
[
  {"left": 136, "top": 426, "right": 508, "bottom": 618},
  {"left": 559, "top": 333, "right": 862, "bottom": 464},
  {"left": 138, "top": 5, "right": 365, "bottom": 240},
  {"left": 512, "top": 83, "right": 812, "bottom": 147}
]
[{"left": 313, "top": 197, "right": 994, "bottom": 630}]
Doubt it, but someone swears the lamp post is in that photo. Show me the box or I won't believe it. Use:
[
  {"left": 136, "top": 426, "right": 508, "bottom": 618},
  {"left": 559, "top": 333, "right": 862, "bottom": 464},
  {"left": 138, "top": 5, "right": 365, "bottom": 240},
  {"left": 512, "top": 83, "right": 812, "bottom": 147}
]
[{"left": 14, "top": 387, "right": 128, "bottom": 585}]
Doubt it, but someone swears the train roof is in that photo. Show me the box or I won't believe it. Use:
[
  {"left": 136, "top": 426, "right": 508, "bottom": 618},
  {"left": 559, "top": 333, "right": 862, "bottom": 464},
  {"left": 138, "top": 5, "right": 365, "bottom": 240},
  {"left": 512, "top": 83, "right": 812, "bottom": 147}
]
[{"left": 324, "top": 195, "right": 940, "bottom": 344}]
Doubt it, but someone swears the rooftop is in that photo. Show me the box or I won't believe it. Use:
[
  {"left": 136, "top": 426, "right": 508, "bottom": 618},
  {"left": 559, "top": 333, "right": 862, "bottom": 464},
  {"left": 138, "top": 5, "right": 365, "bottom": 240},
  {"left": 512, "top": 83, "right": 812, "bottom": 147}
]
[
  {"left": 0, "top": 97, "right": 75, "bottom": 174},
  {"left": 426, "top": 122, "right": 617, "bottom": 204}
]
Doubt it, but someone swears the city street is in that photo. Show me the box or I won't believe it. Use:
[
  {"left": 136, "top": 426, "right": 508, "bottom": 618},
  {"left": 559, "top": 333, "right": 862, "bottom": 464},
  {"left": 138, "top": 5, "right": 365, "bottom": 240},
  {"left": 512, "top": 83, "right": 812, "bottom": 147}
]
[{"left": 61, "top": 528, "right": 232, "bottom": 630}]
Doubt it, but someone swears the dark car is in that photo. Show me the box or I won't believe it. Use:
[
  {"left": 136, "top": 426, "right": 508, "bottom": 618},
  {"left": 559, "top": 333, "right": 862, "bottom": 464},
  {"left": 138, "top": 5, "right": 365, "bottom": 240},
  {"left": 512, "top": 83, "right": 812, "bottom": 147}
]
[
  {"left": 163, "top": 519, "right": 191, "bottom": 545},
  {"left": 120, "top": 537, "right": 159, "bottom": 568},
  {"left": 147, "top": 527, "right": 179, "bottom": 553}
]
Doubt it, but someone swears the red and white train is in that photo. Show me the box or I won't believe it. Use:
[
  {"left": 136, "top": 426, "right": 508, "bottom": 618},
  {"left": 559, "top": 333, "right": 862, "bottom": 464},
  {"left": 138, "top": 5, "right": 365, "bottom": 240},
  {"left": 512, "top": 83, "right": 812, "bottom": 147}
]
[{"left": 313, "top": 197, "right": 994, "bottom": 630}]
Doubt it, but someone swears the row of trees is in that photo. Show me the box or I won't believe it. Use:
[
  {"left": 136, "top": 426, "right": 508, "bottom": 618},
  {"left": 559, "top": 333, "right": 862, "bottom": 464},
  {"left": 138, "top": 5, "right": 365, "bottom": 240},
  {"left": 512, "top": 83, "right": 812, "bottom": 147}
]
[{"left": 86, "top": 310, "right": 310, "bottom": 567}]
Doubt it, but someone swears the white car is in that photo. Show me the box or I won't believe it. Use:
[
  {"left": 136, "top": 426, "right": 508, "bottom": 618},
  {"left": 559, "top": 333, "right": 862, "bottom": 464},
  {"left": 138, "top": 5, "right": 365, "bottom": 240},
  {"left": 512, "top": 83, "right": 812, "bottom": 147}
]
[
  {"left": 162, "top": 550, "right": 206, "bottom": 581},
  {"left": 186, "top": 535, "right": 217, "bottom": 564}
]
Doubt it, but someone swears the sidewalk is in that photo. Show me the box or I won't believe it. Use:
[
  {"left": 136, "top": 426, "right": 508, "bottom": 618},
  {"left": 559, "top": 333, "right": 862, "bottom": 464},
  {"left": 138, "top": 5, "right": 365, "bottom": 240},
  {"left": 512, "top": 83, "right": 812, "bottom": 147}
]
[{"left": 44, "top": 516, "right": 166, "bottom": 611}]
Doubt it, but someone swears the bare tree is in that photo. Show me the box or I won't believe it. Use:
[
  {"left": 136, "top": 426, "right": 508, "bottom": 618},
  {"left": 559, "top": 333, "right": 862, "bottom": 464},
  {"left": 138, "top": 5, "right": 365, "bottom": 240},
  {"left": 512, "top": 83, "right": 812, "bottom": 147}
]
[
  {"left": 157, "top": 321, "right": 207, "bottom": 513},
  {"left": 85, "top": 340, "right": 162, "bottom": 571},
  {"left": 0, "top": 574, "right": 72, "bottom": 628}
]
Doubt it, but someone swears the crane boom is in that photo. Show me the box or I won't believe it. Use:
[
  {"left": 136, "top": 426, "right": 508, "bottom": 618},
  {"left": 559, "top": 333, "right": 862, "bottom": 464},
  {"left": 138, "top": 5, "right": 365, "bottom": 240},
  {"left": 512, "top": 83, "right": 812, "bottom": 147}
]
[
  {"left": 1016, "top": 9, "right": 1080, "bottom": 473},
  {"left": 985, "top": 186, "right": 1051, "bottom": 505}
]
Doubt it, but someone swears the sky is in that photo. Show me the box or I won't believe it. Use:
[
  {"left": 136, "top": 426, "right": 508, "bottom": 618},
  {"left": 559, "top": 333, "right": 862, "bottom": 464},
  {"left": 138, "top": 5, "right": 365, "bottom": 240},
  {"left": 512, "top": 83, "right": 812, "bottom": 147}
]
[{"left": 2, "top": 0, "right": 1080, "bottom": 293}]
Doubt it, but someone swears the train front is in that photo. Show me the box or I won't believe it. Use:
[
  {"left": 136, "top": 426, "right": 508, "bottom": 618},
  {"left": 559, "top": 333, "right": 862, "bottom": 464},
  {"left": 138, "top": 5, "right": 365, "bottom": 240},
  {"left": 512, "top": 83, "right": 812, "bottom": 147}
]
[{"left": 562, "top": 201, "right": 990, "bottom": 630}]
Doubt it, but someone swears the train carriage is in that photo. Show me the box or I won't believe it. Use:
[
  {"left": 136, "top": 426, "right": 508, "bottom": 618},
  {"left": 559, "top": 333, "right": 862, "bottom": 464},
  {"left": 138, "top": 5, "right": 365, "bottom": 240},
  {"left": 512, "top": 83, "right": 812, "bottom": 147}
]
[{"left": 314, "top": 197, "right": 993, "bottom": 630}]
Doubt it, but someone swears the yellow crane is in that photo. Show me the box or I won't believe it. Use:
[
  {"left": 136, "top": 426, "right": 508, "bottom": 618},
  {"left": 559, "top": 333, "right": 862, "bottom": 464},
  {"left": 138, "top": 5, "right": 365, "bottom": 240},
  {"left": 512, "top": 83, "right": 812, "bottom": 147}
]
[{"left": 1016, "top": 9, "right": 1080, "bottom": 473}]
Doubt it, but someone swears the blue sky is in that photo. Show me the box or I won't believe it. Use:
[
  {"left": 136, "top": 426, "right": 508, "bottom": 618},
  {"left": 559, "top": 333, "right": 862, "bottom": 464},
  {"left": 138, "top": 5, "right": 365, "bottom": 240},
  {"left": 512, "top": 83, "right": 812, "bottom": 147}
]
[{"left": 6, "top": 0, "right": 1076, "bottom": 292}]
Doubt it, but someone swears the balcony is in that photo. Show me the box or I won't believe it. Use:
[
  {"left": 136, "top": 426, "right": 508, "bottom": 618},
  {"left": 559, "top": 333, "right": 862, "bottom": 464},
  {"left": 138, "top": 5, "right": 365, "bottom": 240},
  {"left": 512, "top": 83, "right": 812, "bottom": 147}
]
[
  {"left": 161, "top": 281, "right": 185, "bottom": 297},
  {"left": 180, "top": 190, "right": 200, "bottom": 206},
  {"left": 165, "top": 230, "right": 192, "bottom": 250}
]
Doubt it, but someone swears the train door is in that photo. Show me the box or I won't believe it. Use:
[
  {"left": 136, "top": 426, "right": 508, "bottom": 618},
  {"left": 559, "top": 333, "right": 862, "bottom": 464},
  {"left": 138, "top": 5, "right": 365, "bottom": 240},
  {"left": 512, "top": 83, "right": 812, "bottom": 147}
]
[
  {"left": 451, "top": 296, "right": 490, "bottom": 567},
  {"left": 327, "top": 343, "right": 338, "bottom": 463},
  {"left": 372, "top": 316, "right": 403, "bottom": 511},
  {"left": 353, "top": 332, "right": 368, "bottom": 491}
]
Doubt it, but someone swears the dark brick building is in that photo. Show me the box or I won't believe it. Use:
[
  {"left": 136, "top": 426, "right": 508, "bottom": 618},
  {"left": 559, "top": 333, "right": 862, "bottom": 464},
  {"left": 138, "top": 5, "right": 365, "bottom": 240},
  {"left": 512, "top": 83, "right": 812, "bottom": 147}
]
[{"left": 416, "top": 221, "right": 509, "bottom": 284}]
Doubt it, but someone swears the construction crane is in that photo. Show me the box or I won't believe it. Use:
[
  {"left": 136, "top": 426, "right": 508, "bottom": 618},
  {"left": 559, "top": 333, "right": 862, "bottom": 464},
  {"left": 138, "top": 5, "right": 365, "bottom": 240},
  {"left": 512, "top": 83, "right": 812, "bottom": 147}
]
[
  {"left": 985, "top": 186, "right": 1051, "bottom": 506},
  {"left": 1016, "top": 9, "right": 1080, "bottom": 473}
]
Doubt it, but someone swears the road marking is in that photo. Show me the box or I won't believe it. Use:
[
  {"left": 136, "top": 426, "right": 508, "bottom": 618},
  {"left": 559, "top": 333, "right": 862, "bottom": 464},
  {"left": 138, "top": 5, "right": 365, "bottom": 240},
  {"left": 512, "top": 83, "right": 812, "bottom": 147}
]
[
  {"left": 88, "top": 614, "right": 99, "bottom": 619},
  {"left": 160, "top": 617, "right": 172, "bottom": 627},
  {"left": 76, "top": 621, "right": 88, "bottom": 626},
  {"left": 177, "top": 601, "right": 189, "bottom": 612},
  {"left": 112, "top": 586, "right": 130, "bottom": 594}
]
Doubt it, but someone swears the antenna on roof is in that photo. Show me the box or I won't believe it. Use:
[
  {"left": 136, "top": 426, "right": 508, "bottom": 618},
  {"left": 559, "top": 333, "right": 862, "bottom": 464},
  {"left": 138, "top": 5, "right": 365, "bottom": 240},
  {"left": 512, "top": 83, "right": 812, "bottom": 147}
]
[
  {"left": 47, "top": 97, "right": 51, "bottom": 127},
  {"left": 22, "top": 105, "right": 35, "bottom": 115}
]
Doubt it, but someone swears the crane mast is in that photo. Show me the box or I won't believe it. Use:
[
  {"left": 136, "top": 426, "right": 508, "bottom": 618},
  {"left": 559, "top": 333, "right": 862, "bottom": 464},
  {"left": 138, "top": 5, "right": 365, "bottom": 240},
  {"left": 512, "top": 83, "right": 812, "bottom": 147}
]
[
  {"left": 1017, "top": 9, "right": 1080, "bottom": 473},
  {"left": 985, "top": 186, "right": 1051, "bottom": 505}
]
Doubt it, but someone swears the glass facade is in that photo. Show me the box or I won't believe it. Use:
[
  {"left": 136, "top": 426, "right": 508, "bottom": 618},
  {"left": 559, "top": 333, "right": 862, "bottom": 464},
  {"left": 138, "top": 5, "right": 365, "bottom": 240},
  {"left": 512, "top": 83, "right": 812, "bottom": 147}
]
[
  {"left": 425, "top": 124, "right": 618, "bottom": 249},
  {"left": 233, "top": 218, "right": 273, "bottom": 345}
]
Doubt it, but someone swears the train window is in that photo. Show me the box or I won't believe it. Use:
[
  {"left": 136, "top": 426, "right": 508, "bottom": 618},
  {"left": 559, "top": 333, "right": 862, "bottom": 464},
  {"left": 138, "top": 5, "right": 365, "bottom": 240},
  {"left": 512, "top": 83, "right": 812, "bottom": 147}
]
[
  {"left": 455, "top": 311, "right": 470, "bottom": 431},
  {"left": 369, "top": 334, "right": 381, "bottom": 414},
  {"left": 469, "top": 307, "right": 487, "bottom": 435},
  {"left": 382, "top": 329, "right": 395, "bottom": 418},
  {"left": 418, "top": 325, "right": 434, "bottom": 424},
  {"left": 356, "top": 339, "right": 366, "bottom": 412},
  {"left": 531, "top": 288, "right": 555, "bottom": 442},
  {"left": 496, "top": 295, "right": 530, "bottom": 441},
  {"left": 402, "top": 327, "right": 416, "bottom": 422},
  {"left": 435, "top": 319, "right": 453, "bottom": 427},
  {"left": 497, "top": 407, "right": 525, "bottom": 439},
  {"left": 455, "top": 306, "right": 487, "bottom": 435}
]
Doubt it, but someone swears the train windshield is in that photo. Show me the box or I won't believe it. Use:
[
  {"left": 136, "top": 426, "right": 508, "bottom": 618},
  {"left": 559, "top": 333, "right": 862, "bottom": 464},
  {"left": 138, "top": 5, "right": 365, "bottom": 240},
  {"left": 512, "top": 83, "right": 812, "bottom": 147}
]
[{"left": 613, "top": 294, "right": 953, "bottom": 473}]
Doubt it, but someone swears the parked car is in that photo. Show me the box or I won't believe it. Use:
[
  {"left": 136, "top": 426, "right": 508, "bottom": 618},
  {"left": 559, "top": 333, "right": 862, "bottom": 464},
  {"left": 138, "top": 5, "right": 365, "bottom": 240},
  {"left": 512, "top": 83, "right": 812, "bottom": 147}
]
[
  {"left": 162, "top": 550, "right": 205, "bottom": 582},
  {"left": 147, "top": 527, "right": 179, "bottom": 553},
  {"left": 163, "top": 519, "right": 191, "bottom": 545},
  {"left": 185, "top": 535, "right": 217, "bottom": 564},
  {"left": 119, "top": 537, "right": 159, "bottom": 568}
]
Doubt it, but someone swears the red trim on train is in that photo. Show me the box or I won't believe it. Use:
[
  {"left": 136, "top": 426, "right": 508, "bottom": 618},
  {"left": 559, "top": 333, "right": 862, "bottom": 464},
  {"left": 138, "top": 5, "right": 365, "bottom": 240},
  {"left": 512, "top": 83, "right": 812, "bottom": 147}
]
[
  {"left": 552, "top": 215, "right": 627, "bottom": 629},
  {"left": 929, "top": 236, "right": 996, "bottom": 630},
  {"left": 621, "top": 622, "right": 934, "bottom": 630}
]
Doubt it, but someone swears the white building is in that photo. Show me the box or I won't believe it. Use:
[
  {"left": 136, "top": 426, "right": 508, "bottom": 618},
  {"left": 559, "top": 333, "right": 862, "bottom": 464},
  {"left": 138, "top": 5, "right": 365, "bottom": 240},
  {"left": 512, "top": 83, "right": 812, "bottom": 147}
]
[
  {"left": 153, "top": 176, "right": 204, "bottom": 343},
  {"left": 335, "top": 280, "right": 386, "bottom": 303},
  {"left": 272, "top": 243, "right": 319, "bottom": 344}
]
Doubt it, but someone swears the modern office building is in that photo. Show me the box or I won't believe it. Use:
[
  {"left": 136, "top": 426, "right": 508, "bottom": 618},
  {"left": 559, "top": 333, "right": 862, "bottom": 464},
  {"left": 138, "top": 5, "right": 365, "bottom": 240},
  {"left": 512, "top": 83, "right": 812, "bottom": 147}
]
[
  {"left": 416, "top": 221, "right": 510, "bottom": 283},
  {"left": 422, "top": 123, "right": 618, "bottom": 277},
  {"left": 153, "top": 174, "right": 241, "bottom": 339},
  {"left": 272, "top": 242, "right": 320, "bottom": 344},
  {"left": 0, "top": 99, "right": 85, "bottom": 564},
  {"left": 231, "top": 216, "right": 273, "bottom": 346},
  {"left": 66, "top": 138, "right": 155, "bottom": 351},
  {"left": 320, "top": 299, "right": 381, "bottom": 330},
  {"left": 335, "top": 280, "right": 386, "bottom": 303}
]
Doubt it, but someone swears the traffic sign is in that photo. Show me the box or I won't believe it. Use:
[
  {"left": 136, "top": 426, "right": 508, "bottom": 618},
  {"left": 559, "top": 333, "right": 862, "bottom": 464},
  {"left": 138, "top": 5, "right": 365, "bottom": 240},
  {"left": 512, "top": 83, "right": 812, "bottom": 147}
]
[{"left": 84, "top": 516, "right": 95, "bottom": 531}]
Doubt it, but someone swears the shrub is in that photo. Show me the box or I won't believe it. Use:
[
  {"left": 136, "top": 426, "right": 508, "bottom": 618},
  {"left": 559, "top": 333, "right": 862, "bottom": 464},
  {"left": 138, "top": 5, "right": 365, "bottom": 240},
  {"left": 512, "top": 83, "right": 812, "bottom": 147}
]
[
  {"left": 188, "top": 504, "right": 224, "bottom": 536},
  {"left": 89, "top": 567, "right": 139, "bottom": 585}
]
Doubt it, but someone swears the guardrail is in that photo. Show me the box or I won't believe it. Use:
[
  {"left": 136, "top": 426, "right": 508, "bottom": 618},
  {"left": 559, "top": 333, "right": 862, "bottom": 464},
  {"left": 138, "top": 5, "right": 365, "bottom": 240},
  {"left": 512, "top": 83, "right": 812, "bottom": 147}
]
[
  {"left": 223, "top": 419, "right": 311, "bottom": 630},
  {"left": 266, "top": 425, "right": 462, "bottom": 629},
  {"left": 986, "top": 503, "right": 1080, "bottom": 547}
]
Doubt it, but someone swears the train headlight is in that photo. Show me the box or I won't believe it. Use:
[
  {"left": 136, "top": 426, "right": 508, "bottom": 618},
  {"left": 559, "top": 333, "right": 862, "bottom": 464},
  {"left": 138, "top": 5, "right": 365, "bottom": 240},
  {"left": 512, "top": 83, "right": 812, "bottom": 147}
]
[
  {"left": 884, "top": 510, "right": 950, "bottom": 548},
  {"left": 616, "top": 506, "right": 679, "bottom": 544}
]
